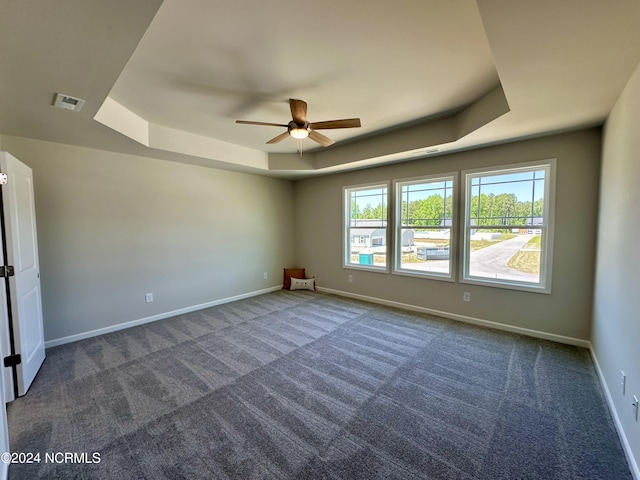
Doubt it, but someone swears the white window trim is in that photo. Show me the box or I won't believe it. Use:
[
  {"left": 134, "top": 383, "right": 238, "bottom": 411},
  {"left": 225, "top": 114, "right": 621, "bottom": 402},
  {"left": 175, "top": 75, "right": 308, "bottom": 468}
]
[
  {"left": 392, "top": 173, "right": 457, "bottom": 282},
  {"left": 342, "top": 182, "right": 390, "bottom": 273},
  {"left": 461, "top": 159, "right": 556, "bottom": 294}
]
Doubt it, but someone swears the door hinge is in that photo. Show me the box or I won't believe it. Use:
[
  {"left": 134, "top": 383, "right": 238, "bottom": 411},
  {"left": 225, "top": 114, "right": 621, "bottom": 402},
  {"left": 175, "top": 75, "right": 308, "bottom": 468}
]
[
  {"left": 3, "top": 354, "right": 21, "bottom": 368},
  {"left": 0, "top": 266, "right": 14, "bottom": 278},
  {"left": 0, "top": 173, "right": 7, "bottom": 185}
]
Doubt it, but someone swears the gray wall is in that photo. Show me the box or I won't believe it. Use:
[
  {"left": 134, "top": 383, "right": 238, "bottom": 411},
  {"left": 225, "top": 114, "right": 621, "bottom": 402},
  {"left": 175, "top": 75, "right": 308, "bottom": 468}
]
[
  {"left": 0, "top": 136, "right": 295, "bottom": 343},
  {"left": 593, "top": 60, "right": 640, "bottom": 474},
  {"left": 295, "top": 129, "right": 602, "bottom": 341}
]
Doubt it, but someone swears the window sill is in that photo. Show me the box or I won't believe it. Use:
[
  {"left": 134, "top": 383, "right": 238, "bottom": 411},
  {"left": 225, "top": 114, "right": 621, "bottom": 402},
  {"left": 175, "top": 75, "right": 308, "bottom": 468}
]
[{"left": 460, "top": 276, "right": 551, "bottom": 294}]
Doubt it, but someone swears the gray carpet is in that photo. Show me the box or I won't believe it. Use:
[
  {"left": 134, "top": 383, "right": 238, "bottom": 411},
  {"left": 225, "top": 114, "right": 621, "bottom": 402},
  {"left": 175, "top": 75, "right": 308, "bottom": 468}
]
[{"left": 6, "top": 290, "right": 631, "bottom": 479}]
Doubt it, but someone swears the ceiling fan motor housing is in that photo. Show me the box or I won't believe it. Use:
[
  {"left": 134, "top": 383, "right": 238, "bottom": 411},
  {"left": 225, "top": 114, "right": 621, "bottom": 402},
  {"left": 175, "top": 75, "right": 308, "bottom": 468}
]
[{"left": 288, "top": 121, "right": 311, "bottom": 139}]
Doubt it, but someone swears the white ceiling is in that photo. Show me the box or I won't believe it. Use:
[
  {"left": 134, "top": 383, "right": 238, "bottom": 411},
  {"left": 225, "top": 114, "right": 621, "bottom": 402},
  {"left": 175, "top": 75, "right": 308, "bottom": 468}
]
[
  {"left": 108, "top": 0, "right": 499, "bottom": 152},
  {"left": 1, "top": 0, "right": 639, "bottom": 178}
]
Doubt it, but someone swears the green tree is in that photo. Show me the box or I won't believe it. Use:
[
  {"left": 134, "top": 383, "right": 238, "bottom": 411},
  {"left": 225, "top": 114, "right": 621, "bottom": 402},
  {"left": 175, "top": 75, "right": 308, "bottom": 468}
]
[
  {"left": 409, "top": 195, "right": 444, "bottom": 226},
  {"left": 495, "top": 193, "right": 518, "bottom": 225},
  {"left": 534, "top": 198, "right": 544, "bottom": 217},
  {"left": 350, "top": 199, "right": 360, "bottom": 220},
  {"left": 471, "top": 193, "right": 544, "bottom": 226}
]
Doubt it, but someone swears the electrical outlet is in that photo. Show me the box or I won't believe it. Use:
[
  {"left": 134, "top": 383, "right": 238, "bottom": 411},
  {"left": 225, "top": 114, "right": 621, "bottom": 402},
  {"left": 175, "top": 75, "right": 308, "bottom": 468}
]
[
  {"left": 463, "top": 292, "right": 471, "bottom": 302},
  {"left": 621, "top": 371, "right": 626, "bottom": 395},
  {"left": 263, "top": 272, "right": 268, "bottom": 279},
  {"left": 145, "top": 293, "right": 153, "bottom": 303},
  {"left": 348, "top": 275, "right": 353, "bottom": 283},
  {"left": 632, "top": 396, "right": 639, "bottom": 421}
]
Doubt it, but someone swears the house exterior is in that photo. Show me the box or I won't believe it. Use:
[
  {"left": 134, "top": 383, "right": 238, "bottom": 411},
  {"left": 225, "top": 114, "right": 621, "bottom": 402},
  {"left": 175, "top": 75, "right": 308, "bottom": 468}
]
[{"left": 350, "top": 224, "right": 414, "bottom": 249}]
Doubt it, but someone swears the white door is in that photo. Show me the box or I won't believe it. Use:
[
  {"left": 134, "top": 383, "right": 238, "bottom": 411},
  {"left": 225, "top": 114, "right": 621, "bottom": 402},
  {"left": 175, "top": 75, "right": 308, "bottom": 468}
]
[
  {"left": 0, "top": 183, "right": 10, "bottom": 475},
  {"left": 0, "top": 298, "right": 9, "bottom": 480},
  {"left": 0, "top": 226, "right": 10, "bottom": 406},
  {"left": 0, "top": 152, "right": 45, "bottom": 400}
]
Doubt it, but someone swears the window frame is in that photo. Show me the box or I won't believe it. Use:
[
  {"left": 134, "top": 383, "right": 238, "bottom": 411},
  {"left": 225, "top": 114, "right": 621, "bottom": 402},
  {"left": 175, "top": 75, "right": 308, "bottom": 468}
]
[
  {"left": 342, "top": 182, "right": 390, "bottom": 273},
  {"left": 461, "top": 159, "right": 556, "bottom": 293},
  {"left": 392, "top": 173, "right": 457, "bottom": 281}
]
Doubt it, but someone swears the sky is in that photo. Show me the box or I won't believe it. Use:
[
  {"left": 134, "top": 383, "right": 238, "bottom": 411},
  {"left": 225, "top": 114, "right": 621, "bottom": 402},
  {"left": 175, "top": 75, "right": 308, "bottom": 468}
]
[{"left": 351, "top": 169, "right": 547, "bottom": 211}]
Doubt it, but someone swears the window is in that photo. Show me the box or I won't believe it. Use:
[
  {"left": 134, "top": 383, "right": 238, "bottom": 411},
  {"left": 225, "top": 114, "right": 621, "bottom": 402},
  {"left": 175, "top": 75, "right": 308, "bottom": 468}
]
[
  {"left": 343, "top": 183, "right": 389, "bottom": 270},
  {"left": 394, "top": 175, "right": 455, "bottom": 279},
  {"left": 462, "top": 160, "right": 556, "bottom": 292}
]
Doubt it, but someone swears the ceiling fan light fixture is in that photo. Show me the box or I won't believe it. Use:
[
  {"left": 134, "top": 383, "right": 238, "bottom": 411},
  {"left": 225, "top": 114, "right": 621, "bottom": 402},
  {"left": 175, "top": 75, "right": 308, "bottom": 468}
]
[{"left": 289, "top": 126, "right": 310, "bottom": 139}]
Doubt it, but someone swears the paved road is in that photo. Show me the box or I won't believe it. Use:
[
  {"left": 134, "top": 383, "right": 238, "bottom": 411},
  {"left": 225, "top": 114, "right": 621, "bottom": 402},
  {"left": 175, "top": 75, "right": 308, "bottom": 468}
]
[
  {"left": 469, "top": 234, "right": 538, "bottom": 282},
  {"left": 402, "top": 234, "right": 539, "bottom": 282}
]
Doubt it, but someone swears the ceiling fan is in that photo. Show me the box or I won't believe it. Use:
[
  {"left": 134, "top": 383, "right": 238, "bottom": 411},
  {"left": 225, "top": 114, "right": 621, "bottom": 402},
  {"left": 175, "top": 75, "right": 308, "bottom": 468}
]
[{"left": 235, "top": 98, "right": 361, "bottom": 147}]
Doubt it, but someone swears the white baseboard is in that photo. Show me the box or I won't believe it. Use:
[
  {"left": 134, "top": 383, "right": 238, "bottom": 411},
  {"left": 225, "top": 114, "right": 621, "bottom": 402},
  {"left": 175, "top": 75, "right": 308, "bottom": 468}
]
[
  {"left": 45, "top": 286, "right": 283, "bottom": 348},
  {"left": 47, "top": 284, "right": 589, "bottom": 349},
  {"left": 316, "top": 286, "right": 590, "bottom": 348},
  {"left": 590, "top": 348, "right": 640, "bottom": 480},
  {"left": 318, "top": 286, "right": 637, "bottom": 478}
]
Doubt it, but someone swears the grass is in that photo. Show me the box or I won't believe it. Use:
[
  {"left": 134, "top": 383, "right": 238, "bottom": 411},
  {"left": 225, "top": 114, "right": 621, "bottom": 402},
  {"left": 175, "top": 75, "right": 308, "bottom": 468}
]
[
  {"left": 507, "top": 236, "right": 541, "bottom": 274},
  {"left": 401, "top": 253, "right": 421, "bottom": 264},
  {"left": 525, "top": 235, "right": 541, "bottom": 248},
  {"left": 470, "top": 234, "right": 516, "bottom": 251},
  {"left": 350, "top": 253, "right": 387, "bottom": 266},
  {"left": 414, "top": 238, "right": 449, "bottom": 245}
]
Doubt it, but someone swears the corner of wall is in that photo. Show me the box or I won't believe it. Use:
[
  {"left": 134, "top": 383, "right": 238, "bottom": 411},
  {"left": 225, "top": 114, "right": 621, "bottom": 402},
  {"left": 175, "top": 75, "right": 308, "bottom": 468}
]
[
  {"left": 590, "top": 346, "right": 640, "bottom": 479},
  {"left": 592, "top": 58, "right": 640, "bottom": 480}
]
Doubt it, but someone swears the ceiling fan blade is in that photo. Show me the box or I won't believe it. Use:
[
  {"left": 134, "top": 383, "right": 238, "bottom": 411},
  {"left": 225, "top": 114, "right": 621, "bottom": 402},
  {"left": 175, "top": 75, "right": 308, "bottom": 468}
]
[
  {"left": 266, "top": 131, "right": 290, "bottom": 144},
  {"left": 289, "top": 99, "right": 307, "bottom": 124},
  {"left": 236, "top": 120, "right": 288, "bottom": 127},
  {"left": 309, "top": 118, "right": 361, "bottom": 130},
  {"left": 308, "top": 130, "right": 335, "bottom": 147}
]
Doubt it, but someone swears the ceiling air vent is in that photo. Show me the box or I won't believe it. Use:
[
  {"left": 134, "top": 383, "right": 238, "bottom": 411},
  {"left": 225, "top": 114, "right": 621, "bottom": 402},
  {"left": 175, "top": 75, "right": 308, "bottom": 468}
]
[{"left": 53, "top": 93, "right": 85, "bottom": 112}]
